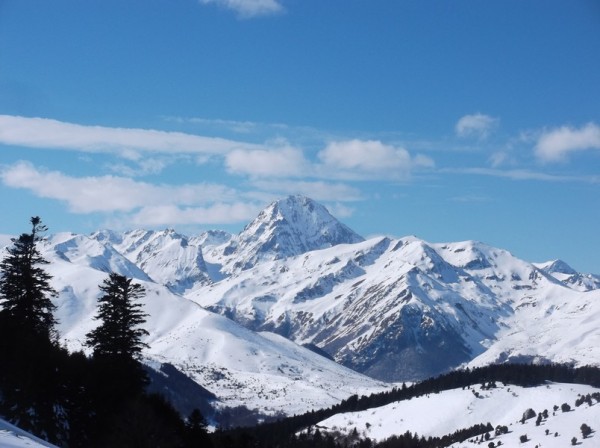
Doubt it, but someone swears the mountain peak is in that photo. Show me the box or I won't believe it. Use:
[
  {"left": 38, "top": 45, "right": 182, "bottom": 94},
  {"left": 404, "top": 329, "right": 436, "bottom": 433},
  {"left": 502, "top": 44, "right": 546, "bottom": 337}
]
[
  {"left": 223, "top": 196, "right": 364, "bottom": 272},
  {"left": 536, "top": 259, "right": 578, "bottom": 276},
  {"left": 254, "top": 195, "right": 329, "bottom": 225}
]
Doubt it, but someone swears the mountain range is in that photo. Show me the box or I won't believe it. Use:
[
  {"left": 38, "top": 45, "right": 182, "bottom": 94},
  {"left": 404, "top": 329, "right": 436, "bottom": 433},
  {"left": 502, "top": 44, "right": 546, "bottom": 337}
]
[{"left": 2, "top": 195, "right": 599, "bottom": 417}]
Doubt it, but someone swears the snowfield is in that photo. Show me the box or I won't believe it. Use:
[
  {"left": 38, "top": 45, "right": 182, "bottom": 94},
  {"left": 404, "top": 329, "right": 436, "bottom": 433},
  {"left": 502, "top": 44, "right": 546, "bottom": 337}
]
[
  {"left": 0, "top": 418, "right": 57, "bottom": 448},
  {"left": 316, "top": 382, "right": 600, "bottom": 447}
]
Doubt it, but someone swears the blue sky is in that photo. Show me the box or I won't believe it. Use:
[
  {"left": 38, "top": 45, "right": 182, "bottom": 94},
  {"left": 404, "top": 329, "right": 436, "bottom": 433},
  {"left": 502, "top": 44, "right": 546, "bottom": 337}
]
[{"left": 0, "top": 0, "right": 599, "bottom": 273}]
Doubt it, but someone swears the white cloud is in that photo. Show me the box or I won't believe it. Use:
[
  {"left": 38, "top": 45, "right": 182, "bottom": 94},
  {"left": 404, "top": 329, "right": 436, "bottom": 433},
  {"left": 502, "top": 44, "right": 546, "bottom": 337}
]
[
  {"left": 0, "top": 115, "right": 260, "bottom": 157},
  {"left": 107, "top": 157, "right": 174, "bottom": 177},
  {"left": 489, "top": 151, "right": 510, "bottom": 168},
  {"left": 225, "top": 146, "right": 309, "bottom": 177},
  {"left": 455, "top": 113, "right": 499, "bottom": 139},
  {"left": 198, "top": 0, "right": 283, "bottom": 18},
  {"left": 0, "top": 161, "right": 240, "bottom": 214},
  {"left": 413, "top": 154, "right": 436, "bottom": 169},
  {"left": 317, "top": 139, "right": 433, "bottom": 180},
  {"left": 447, "top": 166, "right": 599, "bottom": 183},
  {"left": 184, "top": 117, "right": 260, "bottom": 134},
  {"left": 535, "top": 123, "right": 600, "bottom": 162}
]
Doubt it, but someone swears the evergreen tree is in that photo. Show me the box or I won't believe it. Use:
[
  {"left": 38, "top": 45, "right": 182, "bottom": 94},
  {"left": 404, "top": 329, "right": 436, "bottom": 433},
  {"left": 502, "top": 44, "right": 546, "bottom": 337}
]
[
  {"left": 580, "top": 423, "right": 592, "bottom": 439},
  {"left": 185, "top": 408, "right": 213, "bottom": 447},
  {"left": 0, "top": 217, "right": 62, "bottom": 440},
  {"left": 86, "top": 273, "right": 149, "bottom": 405},
  {"left": 0, "top": 216, "right": 57, "bottom": 340},
  {"left": 86, "top": 273, "right": 149, "bottom": 360}
]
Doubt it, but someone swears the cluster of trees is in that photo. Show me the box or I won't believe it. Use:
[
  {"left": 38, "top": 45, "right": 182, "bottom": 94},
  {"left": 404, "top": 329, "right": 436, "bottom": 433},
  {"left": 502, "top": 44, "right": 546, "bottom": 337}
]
[
  {"left": 211, "top": 423, "right": 497, "bottom": 448},
  {"left": 0, "top": 218, "right": 211, "bottom": 447}
]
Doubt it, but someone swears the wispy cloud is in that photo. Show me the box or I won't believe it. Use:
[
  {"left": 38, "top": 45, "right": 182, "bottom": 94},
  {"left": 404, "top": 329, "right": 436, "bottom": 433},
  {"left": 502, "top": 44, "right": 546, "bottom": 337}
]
[
  {"left": 198, "top": 0, "right": 283, "bottom": 18},
  {"left": 455, "top": 113, "right": 499, "bottom": 140},
  {"left": 225, "top": 146, "right": 309, "bottom": 177},
  {"left": 445, "top": 167, "right": 599, "bottom": 183},
  {"left": 168, "top": 116, "right": 287, "bottom": 134},
  {"left": 317, "top": 139, "right": 434, "bottom": 180},
  {"left": 106, "top": 157, "right": 175, "bottom": 177},
  {"left": 128, "top": 203, "right": 261, "bottom": 227},
  {"left": 450, "top": 194, "right": 491, "bottom": 203},
  {"left": 0, "top": 161, "right": 244, "bottom": 214},
  {"left": 0, "top": 115, "right": 260, "bottom": 158},
  {"left": 250, "top": 179, "right": 363, "bottom": 202},
  {"left": 535, "top": 122, "right": 600, "bottom": 162}
]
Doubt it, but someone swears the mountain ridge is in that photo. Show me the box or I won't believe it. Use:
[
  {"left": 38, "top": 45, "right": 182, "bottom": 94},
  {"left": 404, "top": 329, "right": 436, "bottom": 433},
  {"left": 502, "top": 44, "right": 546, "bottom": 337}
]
[{"left": 1, "top": 195, "right": 599, "bottom": 405}]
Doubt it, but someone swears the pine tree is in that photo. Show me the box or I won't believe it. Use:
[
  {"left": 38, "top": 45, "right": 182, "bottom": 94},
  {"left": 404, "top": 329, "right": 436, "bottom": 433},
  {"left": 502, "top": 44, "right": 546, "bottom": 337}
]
[
  {"left": 0, "top": 216, "right": 57, "bottom": 340},
  {"left": 86, "top": 273, "right": 149, "bottom": 402},
  {"left": 0, "top": 217, "right": 62, "bottom": 440},
  {"left": 86, "top": 273, "right": 149, "bottom": 360},
  {"left": 185, "top": 408, "right": 213, "bottom": 447}
]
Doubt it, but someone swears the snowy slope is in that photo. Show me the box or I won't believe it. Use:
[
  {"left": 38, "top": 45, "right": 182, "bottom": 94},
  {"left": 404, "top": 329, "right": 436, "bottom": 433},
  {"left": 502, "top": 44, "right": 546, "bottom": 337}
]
[
  {"left": 189, "top": 233, "right": 599, "bottom": 381},
  {"left": 468, "top": 288, "right": 600, "bottom": 368},
  {"left": 36, "top": 233, "right": 387, "bottom": 416},
  {"left": 0, "top": 234, "right": 13, "bottom": 247},
  {"left": 0, "top": 418, "right": 57, "bottom": 448},
  {"left": 316, "top": 382, "right": 600, "bottom": 447}
]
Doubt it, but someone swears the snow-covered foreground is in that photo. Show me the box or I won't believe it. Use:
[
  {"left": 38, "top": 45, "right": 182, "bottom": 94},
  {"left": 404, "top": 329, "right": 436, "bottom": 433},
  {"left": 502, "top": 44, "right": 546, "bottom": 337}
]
[
  {"left": 0, "top": 419, "right": 57, "bottom": 448},
  {"left": 316, "top": 382, "right": 600, "bottom": 447}
]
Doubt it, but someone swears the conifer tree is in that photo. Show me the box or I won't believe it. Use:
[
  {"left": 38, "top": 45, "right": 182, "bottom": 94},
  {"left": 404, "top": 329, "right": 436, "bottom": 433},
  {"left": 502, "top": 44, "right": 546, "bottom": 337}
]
[
  {"left": 0, "top": 217, "right": 61, "bottom": 440},
  {"left": 0, "top": 216, "right": 57, "bottom": 341},
  {"left": 86, "top": 273, "right": 149, "bottom": 401},
  {"left": 86, "top": 273, "right": 149, "bottom": 359}
]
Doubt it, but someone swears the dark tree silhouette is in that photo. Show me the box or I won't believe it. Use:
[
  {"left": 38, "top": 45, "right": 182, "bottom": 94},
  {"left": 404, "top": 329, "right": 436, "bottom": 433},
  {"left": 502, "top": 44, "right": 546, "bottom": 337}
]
[
  {"left": 0, "top": 217, "right": 61, "bottom": 440},
  {"left": 86, "top": 273, "right": 149, "bottom": 360},
  {"left": 0, "top": 216, "right": 57, "bottom": 340},
  {"left": 580, "top": 423, "right": 592, "bottom": 439},
  {"left": 86, "top": 273, "right": 150, "bottom": 406},
  {"left": 186, "top": 408, "right": 213, "bottom": 447}
]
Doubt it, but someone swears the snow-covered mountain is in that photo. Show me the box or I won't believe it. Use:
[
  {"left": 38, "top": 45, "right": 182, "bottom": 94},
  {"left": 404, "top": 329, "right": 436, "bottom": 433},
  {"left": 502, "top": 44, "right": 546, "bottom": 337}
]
[
  {"left": 1, "top": 195, "right": 598, "bottom": 411},
  {"left": 34, "top": 232, "right": 388, "bottom": 417},
  {"left": 91, "top": 228, "right": 212, "bottom": 294},
  {"left": 188, "top": 231, "right": 600, "bottom": 381},
  {"left": 201, "top": 195, "right": 365, "bottom": 276}
]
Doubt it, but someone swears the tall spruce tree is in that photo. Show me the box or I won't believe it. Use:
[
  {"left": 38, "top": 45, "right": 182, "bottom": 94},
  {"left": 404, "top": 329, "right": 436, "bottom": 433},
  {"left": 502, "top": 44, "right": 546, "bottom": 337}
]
[
  {"left": 86, "top": 273, "right": 149, "bottom": 359},
  {"left": 0, "top": 216, "right": 57, "bottom": 340},
  {"left": 0, "top": 217, "right": 61, "bottom": 440},
  {"left": 86, "top": 273, "right": 150, "bottom": 402}
]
